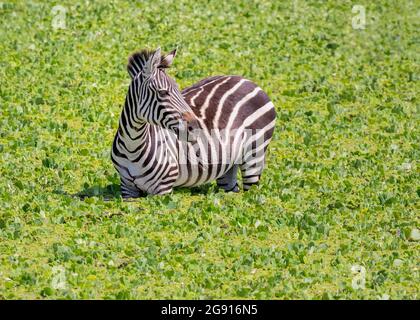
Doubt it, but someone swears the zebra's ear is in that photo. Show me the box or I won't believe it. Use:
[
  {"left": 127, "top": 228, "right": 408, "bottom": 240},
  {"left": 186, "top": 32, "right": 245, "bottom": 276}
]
[
  {"left": 159, "top": 49, "right": 177, "bottom": 68},
  {"left": 143, "top": 47, "right": 161, "bottom": 78}
]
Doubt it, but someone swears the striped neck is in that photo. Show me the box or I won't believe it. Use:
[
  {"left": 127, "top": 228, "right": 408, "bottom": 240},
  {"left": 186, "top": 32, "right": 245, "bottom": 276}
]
[{"left": 117, "top": 98, "right": 150, "bottom": 147}]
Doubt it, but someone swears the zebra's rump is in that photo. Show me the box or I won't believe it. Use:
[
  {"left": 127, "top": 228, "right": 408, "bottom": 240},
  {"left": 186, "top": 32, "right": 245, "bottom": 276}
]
[{"left": 182, "top": 75, "right": 276, "bottom": 132}]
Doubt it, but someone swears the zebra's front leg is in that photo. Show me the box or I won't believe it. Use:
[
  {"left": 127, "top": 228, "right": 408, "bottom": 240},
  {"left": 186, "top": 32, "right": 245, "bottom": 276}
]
[
  {"left": 147, "top": 178, "right": 177, "bottom": 195},
  {"left": 120, "top": 177, "right": 145, "bottom": 199},
  {"left": 217, "top": 165, "right": 239, "bottom": 192}
]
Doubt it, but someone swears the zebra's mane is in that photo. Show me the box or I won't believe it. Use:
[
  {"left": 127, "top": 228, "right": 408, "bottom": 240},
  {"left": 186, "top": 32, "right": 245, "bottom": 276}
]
[{"left": 127, "top": 49, "right": 170, "bottom": 78}]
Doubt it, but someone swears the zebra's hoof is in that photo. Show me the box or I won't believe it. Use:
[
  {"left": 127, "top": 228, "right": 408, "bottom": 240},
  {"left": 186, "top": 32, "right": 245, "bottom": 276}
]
[{"left": 224, "top": 184, "right": 239, "bottom": 193}]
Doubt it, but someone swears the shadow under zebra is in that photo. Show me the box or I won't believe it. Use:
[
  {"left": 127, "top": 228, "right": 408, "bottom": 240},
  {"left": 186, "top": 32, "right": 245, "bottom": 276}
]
[{"left": 54, "top": 182, "right": 216, "bottom": 202}]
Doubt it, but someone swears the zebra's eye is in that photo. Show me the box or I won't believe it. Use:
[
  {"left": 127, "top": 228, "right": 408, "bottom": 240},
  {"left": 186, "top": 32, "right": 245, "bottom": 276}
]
[{"left": 159, "top": 89, "right": 169, "bottom": 96}]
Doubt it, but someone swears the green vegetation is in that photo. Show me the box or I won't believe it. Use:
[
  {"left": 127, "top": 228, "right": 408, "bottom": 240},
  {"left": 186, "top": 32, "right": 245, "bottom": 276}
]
[{"left": 0, "top": 0, "right": 418, "bottom": 299}]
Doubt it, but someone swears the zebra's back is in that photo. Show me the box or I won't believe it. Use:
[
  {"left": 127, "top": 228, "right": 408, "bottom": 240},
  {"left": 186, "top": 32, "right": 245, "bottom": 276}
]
[{"left": 182, "top": 75, "right": 275, "bottom": 132}]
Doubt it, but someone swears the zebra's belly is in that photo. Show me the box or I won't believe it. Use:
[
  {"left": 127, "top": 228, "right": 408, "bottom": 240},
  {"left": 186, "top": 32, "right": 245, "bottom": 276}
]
[
  {"left": 173, "top": 163, "right": 234, "bottom": 187},
  {"left": 173, "top": 137, "right": 244, "bottom": 187}
]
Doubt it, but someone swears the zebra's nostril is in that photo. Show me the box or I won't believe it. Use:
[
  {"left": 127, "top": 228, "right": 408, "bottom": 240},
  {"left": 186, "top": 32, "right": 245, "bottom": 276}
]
[{"left": 190, "top": 120, "right": 200, "bottom": 130}]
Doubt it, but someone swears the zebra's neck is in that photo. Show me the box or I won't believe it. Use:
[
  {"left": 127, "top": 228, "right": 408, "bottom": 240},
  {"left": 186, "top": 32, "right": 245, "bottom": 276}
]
[
  {"left": 117, "top": 100, "right": 150, "bottom": 151},
  {"left": 117, "top": 103, "right": 178, "bottom": 161}
]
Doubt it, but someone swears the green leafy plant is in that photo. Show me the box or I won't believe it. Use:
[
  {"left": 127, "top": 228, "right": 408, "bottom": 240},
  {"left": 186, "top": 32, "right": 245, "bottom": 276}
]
[{"left": 0, "top": 0, "right": 418, "bottom": 299}]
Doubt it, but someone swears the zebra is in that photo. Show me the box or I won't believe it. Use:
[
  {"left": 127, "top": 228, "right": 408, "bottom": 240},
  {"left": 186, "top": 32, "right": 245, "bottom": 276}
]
[{"left": 111, "top": 48, "right": 276, "bottom": 197}]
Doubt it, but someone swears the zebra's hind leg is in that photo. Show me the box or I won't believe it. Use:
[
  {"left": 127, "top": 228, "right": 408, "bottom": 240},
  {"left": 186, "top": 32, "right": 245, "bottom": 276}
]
[
  {"left": 240, "top": 160, "right": 264, "bottom": 191},
  {"left": 217, "top": 165, "right": 239, "bottom": 192}
]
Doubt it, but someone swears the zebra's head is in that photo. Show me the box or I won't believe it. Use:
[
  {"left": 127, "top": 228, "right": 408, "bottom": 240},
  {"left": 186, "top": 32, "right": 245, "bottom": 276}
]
[{"left": 127, "top": 48, "right": 199, "bottom": 140}]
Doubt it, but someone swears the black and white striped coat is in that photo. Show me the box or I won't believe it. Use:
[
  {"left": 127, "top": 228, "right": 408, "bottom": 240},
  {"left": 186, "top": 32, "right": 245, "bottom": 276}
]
[{"left": 112, "top": 48, "right": 276, "bottom": 197}]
